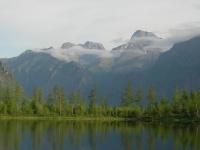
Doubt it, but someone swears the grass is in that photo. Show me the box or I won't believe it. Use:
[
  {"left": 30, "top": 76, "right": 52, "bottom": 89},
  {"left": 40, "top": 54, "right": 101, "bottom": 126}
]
[
  {"left": 0, "top": 114, "right": 200, "bottom": 122},
  {"left": 0, "top": 115, "right": 132, "bottom": 121}
]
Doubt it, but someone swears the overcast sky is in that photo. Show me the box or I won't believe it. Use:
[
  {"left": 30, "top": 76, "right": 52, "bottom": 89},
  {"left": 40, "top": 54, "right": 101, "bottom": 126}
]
[{"left": 0, "top": 0, "right": 200, "bottom": 58}]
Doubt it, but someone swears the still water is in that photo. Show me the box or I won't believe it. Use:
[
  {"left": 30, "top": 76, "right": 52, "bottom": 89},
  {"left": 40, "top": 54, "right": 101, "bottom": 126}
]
[{"left": 0, "top": 120, "right": 199, "bottom": 150}]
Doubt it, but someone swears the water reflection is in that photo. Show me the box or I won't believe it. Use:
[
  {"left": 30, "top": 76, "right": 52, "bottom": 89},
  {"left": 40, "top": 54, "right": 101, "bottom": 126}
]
[{"left": 0, "top": 120, "right": 199, "bottom": 150}]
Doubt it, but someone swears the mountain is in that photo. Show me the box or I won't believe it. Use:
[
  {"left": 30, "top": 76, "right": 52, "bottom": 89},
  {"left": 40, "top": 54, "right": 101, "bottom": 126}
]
[
  {"left": 79, "top": 41, "right": 105, "bottom": 50},
  {"left": 110, "top": 30, "right": 162, "bottom": 73},
  {"left": 112, "top": 30, "right": 160, "bottom": 52},
  {"left": 29, "top": 31, "right": 161, "bottom": 73},
  {"left": 0, "top": 61, "right": 18, "bottom": 88},
  {"left": 145, "top": 36, "right": 200, "bottom": 90},
  {"left": 131, "top": 30, "right": 158, "bottom": 39},
  {"left": 1, "top": 50, "right": 93, "bottom": 96},
  {"left": 96, "top": 36, "right": 200, "bottom": 104},
  {"left": 42, "top": 47, "right": 54, "bottom": 50},
  {"left": 2, "top": 32, "right": 200, "bottom": 105},
  {"left": 61, "top": 42, "right": 76, "bottom": 49}
]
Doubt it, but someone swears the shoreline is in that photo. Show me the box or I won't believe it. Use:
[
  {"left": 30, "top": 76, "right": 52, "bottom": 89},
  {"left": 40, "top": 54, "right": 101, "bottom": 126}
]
[{"left": 0, "top": 115, "right": 199, "bottom": 123}]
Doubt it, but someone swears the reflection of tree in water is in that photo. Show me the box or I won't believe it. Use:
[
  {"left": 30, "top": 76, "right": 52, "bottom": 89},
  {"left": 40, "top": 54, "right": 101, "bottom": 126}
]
[
  {"left": 119, "top": 122, "right": 135, "bottom": 150},
  {"left": 30, "top": 121, "right": 44, "bottom": 150},
  {"left": 0, "top": 121, "right": 21, "bottom": 150},
  {"left": 68, "top": 121, "right": 87, "bottom": 149},
  {"left": 0, "top": 121, "right": 200, "bottom": 150},
  {"left": 170, "top": 123, "right": 200, "bottom": 150},
  {"left": 134, "top": 123, "right": 143, "bottom": 150}
]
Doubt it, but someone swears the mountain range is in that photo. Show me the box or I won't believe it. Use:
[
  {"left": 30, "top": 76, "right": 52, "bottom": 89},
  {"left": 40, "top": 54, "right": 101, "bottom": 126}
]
[{"left": 1, "top": 30, "right": 200, "bottom": 105}]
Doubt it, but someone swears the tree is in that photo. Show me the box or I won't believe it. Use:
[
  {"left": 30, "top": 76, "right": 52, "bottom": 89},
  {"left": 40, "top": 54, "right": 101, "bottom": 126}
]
[
  {"left": 0, "top": 101, "right": 7, "bottom": 114},
  {"left": 31, "top": 87, "right": 44, "bottom": 115},
  {"left": 120, "top": 82, "right": 134, "bottom": 107},
  {"left": 76, "top": 90, "right": 82, "bottom": 105},
  {"left": 191, "top": 89, "right": 200, "bottom": 117},
  {"left": 14, "top": 83, "right": 23, "bottom": 113},
  {"left": 155, "top": 102, "right": 163, "bottom": 119},
  {"left": 171, "top": 87, "right": 182, "bottom": 114},
  {"left": 69, "top": 91, "right": 76, "bottom": 116},
  {"left": 88, "top": 86, "right": 98, "bottom": 114},
  {"left": 135, "top": 86, "right": 143, "bottom": 107},
  {"left": 47, "top": 85, "right": 60, "bottom": 115},
  {"left": 100, "top": 96, "right": 108, "bottom": 116},
  {"left": 38, "top": 88, "right": 44, "bottom": 106},
  {"left": 146, "top": 85, "right": 156, "bottom": 109},
  {"left": 3, "top": 87, "right": 16, "bottom": 115},
  {"left": 57, "top": 86, "right": 66, "bottom": 116}
]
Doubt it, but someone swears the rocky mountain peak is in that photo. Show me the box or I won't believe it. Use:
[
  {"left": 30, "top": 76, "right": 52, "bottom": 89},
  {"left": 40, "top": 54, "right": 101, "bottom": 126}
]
[
  {"left": 79, "top": 41, "right": 105, "bottom": 50},
  {"left": 42, "top": 47, "right": 54, "bottom": 50},
  {"left": 131, "top": 30, "right": 158, "bottom": 39},
  {"left": 61, "top": 42, "right": 76, "bottom": 49},
  {"left": 112, "top": 30, "right": 161, "bottom": 51}
]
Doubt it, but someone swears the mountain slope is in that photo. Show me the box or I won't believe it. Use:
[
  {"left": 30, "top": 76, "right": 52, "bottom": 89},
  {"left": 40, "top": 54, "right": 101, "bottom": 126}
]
[
  {"left": 79, "top": 41, "right": 105, "bottom": 50},
  {"left": 146, "top": 36, "right": 200, "bottom": 89},
  {"left": 2, "top": 50, "right": 93, "bottom": 96},
  {"left": 112, "top": 30, "right": 161, "bottom": 52},
  {"left": 96, "top": 36, "right": 200, "bottom": 104},
  {"left": 0, "top": 61, "right": 18, "bottom": 88},
  {"left": 111, "top": 30, "right": 162, "bottom": 73}
]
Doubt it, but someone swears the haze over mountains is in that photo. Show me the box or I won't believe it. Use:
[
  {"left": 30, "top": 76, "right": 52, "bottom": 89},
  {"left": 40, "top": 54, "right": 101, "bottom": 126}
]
[{"left": 1, "top": 30, "right": 200, "bottom": 105}]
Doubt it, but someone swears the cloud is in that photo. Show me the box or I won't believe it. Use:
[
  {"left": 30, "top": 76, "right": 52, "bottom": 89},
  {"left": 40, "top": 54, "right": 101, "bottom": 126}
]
[
  {"left": 110, "top": 38, "right": 129, "bottom": 44},
  {"left": 33, "top": 46, "right": 119, "bottom": 64},
  {"left": 147, "top": 22, "right": 200, "bottom": 51},
  {"left": 0, "top": 0, "right": 200, "bottom": 57},
  {"left": 195, "top": 5, "right": 200, "bottom": 9}
]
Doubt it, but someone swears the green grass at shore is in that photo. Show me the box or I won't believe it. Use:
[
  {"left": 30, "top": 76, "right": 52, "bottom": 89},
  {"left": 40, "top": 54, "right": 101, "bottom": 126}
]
[
  {"left": 1, "top": 115, "right": 200, "bottom": 123},
  {"left": 0, "top": 115, "right": 132, "bottom": 121}
]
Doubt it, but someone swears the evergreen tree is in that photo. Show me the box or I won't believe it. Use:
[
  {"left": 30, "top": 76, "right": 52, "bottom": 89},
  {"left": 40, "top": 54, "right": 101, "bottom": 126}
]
[
  {"left": 191, "top": 88, "right": 200, "bottom": 117},
  {"left": 88, "top": 85, "right": 98, "bottom": 114},
  {"left": 100, "top": 96, "right": 108, "bottom": 116},
  {"left": 14, "top": 83, "right": 23, "bottom": 113},
  {"left": 57, "top": 86, "right": 66, "bottom": 116},
  {"left": 38, "top": 88, "right": 44, "bottom": 106},
  {"left": 47, "top": 85, "right": 60, "bottom": 114},
  {"left": 135, "top": 86, "right": 143, "bottom": 107},
  {"left": 100, "top": 96, "right": 108, "bottom": 109},
  {"left": 120, "top": 82, "right": 134, "bottom": 107},
  {"left": 146, "top": 85, "right": 156, "bottom": 109},
  {"left": 69, "top": 91, "right": 76, "bottom": 115},
  {"left": 77, "top": 90, "right": 82, "bottom": 105},
  {"left": 3, "top": 87, "right": 16, "bottom": 115}
]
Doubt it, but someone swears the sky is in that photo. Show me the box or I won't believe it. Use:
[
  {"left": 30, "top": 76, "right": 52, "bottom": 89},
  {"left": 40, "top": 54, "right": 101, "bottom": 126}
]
[{"left": 0, "top": 0, "right": 200, "bottom": 58}]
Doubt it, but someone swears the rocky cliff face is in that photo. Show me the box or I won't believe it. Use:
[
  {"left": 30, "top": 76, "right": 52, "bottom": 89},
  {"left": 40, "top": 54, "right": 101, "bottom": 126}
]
[
  {"left": 61, "top": 42, "right": 76, "bottom": 49},
  {"left": 112, "top": 30, "right": 161, "bottom": 52},
  {"left": 79, "top": 41, "right": 105, "bottom": 50},
  {"left": 130, "top": 30, "right": 158, "bottom": 39}
]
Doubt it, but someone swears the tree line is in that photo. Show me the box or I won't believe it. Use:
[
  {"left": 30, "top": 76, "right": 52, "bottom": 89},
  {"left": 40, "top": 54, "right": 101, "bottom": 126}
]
[{"left": 0, "top": 82, "right": 200, "bottom": 120}]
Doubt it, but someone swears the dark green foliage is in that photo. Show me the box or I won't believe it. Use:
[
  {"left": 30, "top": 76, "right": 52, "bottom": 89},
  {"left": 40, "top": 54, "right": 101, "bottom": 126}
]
[
  {"left": 1, "top": 82, "right": 200, "bottom": 121},
  {"left": 135, "top": 86, "right": 143, "bottom": 107},
  {"left": 120, "top": 82, "right": 134, "bottom": 107},
  {"left": 146, "top": 85, "right": 156, "bottom": 109},
  {"left": 88, "top": 86, "right": 98, "bottom": 114}
]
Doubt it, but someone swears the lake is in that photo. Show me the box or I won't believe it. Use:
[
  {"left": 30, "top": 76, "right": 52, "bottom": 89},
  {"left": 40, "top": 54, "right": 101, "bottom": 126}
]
[{"left": 0, "top": 120, "right": 199, "bottom": 150}]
